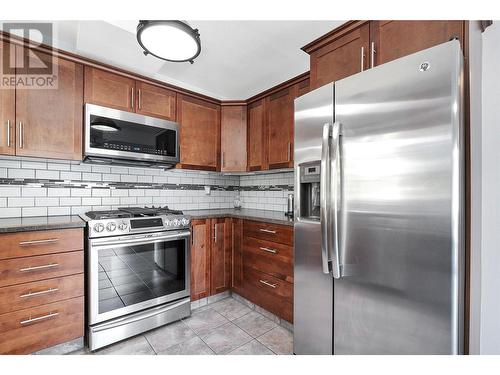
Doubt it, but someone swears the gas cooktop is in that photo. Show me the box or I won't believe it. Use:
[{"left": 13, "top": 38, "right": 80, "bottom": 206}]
[{"left": 85, "top": 206, "right": 183, "bottom": 220}]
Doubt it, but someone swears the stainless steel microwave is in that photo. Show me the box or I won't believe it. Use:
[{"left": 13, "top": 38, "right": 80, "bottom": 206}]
[{"left": 84, "top": 104, "right": 180, "bottom": 168}]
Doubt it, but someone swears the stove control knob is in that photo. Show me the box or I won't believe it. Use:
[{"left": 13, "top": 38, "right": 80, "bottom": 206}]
[
  {"left": 93, "top": 223, "right": 105, "bottom": 233},
  {"left": 173, "top": 219, "right": 180, "bottom": 227},
  {"left": 118, "top": 222, "right": 128, "bottom": 231},
  {"left": 181, "top": 218, "right": 190, "bottom": 226},
  {"left": 106, "top": 222, "right": 116, "bottom": 232}
]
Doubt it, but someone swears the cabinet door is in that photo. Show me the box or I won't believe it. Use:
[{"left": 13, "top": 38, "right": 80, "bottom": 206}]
[
  {"left": 221, "top": 105, "right": 247, "bottom": 172},
  {"left": 231, "top": 218, "right": 244, "bottom": 293},
  {"left": 370, "top": 21, "right": 464, "bottom": 67},
  {"left": 210, "top": 218, "right": 231, "bottom": 295},
  {"left": 84, "top": 66, "right": 135, "bottom": 112},
  {"left": 0, "top": 42, "right": 15, "bottom": 156},
  {"left": 15, "top": 48, "right": 83, "bottom": 160},
  {"left": 136, "top": 81, "right": 176, "bottom": 121},
  {"left": 267, "top": 88, "right": 294, "bottom": 169},
  {"left": 190, "top": 219, "right": 211, "bottom": 301},
  {"left": 247, "top": 100, "right": 265, "bottom": 171},
  {"left": 310, "top": 22, "right": 370, "bottom": 89},
  {"left": 177, "top": 95, "right": 220, "bottom": 171}
]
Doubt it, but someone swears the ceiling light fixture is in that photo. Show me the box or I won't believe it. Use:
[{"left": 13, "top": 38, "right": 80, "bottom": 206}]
[{"left": 136, "top": 20, "right": 201, "bottom": 64}]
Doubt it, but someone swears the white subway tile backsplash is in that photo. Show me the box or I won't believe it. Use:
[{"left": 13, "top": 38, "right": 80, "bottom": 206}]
[
  {"left": 8, "top": 169, "right": 35, "bottom": 179},
  {"left": 0, "top": 156, "right": 293, "bottom": 218}
]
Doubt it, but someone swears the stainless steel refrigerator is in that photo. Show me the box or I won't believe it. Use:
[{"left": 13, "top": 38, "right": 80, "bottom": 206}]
[{"left": 293, "top": 40, "right": 464, "bottom": 355}]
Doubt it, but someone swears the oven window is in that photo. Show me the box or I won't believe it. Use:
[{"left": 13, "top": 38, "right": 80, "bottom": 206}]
[
  {"left": 97, "top": 239, "right": 186, "bottom": 314},
  {"left": 90, "top": 114, "right": 176, "bottom": 157}
]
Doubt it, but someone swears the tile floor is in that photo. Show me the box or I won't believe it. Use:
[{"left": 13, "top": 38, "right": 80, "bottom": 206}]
[{"left": 68, "top": 296, "right": 293, "bottom": 355}]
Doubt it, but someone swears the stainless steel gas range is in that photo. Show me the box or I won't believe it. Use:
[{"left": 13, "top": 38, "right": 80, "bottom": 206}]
[{"left": 81, "top": 206, "right": 191, "bottom": 351}]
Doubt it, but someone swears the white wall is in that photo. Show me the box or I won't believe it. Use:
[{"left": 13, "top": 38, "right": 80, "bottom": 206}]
[{"left": 478, "top": 21, "right": 500, "bottom": 354}]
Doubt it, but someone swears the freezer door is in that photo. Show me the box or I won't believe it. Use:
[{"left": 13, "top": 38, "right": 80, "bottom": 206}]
[
  {"left": 294, "top": 83, "right": 335, "bottom": 354},
  {"left": 333, "top": 40, "right": 464, "bottom": 354}
]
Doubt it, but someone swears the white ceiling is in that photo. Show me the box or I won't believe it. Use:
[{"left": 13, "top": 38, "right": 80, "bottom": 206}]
[{"left": 5, "top": 20, "right": 344, "bottom": 99}]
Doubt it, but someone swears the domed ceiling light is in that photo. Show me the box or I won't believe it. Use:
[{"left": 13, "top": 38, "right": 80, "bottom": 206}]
[{"left": 137, "top": 20, "right": 201, "bottom": 64}]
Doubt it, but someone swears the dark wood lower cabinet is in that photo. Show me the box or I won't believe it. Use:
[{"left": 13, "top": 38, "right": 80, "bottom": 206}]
[
  {"left": 231, "top": 219, "right": 244, "bottom": 294},
  {"left": 190, "top": 219, "right": 211, "bottom": 301},
  {"left": 210, "top": 218, "right": 232, "bottom": 295}
]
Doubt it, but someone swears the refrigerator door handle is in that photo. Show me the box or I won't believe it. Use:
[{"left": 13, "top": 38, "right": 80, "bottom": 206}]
[
  {"left": 330, "top": 121, "right": 342, "bottom": 279},
  {"left": 320, "top": 122, "right": 332, "bottom": 274}
]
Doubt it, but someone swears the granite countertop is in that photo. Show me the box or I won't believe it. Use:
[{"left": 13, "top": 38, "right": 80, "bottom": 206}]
[
  {"left": 184, "top": 208, "right": 294, "bottom": 226},
  {"left": 0, "top": 215, "right": 86, "bottom": 233}
]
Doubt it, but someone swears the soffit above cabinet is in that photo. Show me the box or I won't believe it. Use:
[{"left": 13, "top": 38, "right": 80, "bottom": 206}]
[{"left": 0, "top": 20, "right": 344, "bottom": 100}]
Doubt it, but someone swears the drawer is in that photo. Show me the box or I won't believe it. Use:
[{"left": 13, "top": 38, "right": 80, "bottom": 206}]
[
  {"left": 0, "top": 228, "right": 83, "bottom": 260},
  {"left": 243, "top": 265, "right": 292, "bottom": 303},
  {"left": 0, "top": 274, "right": 84, "bottom": 315},
  {"left": 242, "top": 266, "right": 293, "bottom": 323},
  {"left": 0, "top": 296, "right": 84, "bottom": 354},
  {"left": 243, "top": 220, "right": 293, "bottom": 245},
  {"left": 0, "top": 251, "right": 83, "bottom": 288},
  {"left": 243, "top": 237, "right": 293, "bottom": 282}
]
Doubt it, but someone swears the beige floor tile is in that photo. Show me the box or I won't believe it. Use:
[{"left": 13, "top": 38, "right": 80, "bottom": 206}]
[
  {"left": 210, "top": 297, "right": 253, "bottom": 321},
  {"left": 201, "top": 322, "right": 253, "bottom": 354},
  {"left": 182, "top": 308, "right": 229, "bottom": 336},
  {"left": 257, "top": 326, "right": 293, "bottom": 355},
  {"left": 228, "top": 340, "right": 275, "bottom": 355},
  {"left": 233, "top": 310, "right": 277, "bottom": 337}
]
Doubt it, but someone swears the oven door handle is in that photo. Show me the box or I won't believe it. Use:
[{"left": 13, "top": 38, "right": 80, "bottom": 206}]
[{"left": 91, "top": 231, "right": 190, "bottom": 249}]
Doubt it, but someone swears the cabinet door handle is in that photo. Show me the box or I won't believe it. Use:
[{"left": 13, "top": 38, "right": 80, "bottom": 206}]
[
  {"left": 213, "top": 225, "right": 218, "bottom": 243},
  {"left": 20, "top": 288, "right": 59, "bottom": 298},
  {"left": 287, "top": 142, "right": 291, "bottom": 162},
  {"left": 6, "top": 120, "right": 10, "bottom": 147},
  {"left": 19, "top": 263, "right": 59, "bottom": 272},
  {"left": 19, "top": 121, "right": 23, "bottom": 148},
  {"left": 259, "top": 246, "right": 277, "bottom": 254},
  {"left": 259, "top": 280, "right": 277, "bottom": 289},
  {"left": 222, "top": 152, "right": 225, "bottom": 167},
  {"left": 131, "top": 88, "right": 135, "bottom": 109},
  {"left": 259, "top": 228, "right": 276, "bottom": 234},
  {"left": 360, "top": 46, "right": 365, "bottom": 72},
  {"left": 138, "top": 89, "right": 142, "bottom": 109},
  {"left": 371, "top": 42, "right": 376, "bottom": 68},
  {"left": 19, "top": 238, "right": 59, "bottom": 246},
  {"left": 20, "top": 311, "right": 59, "bottom": 325}
]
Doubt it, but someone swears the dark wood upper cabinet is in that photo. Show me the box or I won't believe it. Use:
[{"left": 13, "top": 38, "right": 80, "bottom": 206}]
[
  {"left": 370, "top": 21, "right": 464, "bottom": 67},
  {"left": 221, "top": 105, "right": 247, "bottom": 172},
  {"left": 0, "top": 42, "right": 15, "bottom": 156},
  {"left": 266, "top": 87, "right": 295, "bottom": 169},
  {"left": 247, "top": 100, "right": 265, "bottom": 171},
  {"left": 210, "top": 218, "right": 232, "bottom": 295},
  {"left": 307, "top": 22, "right": 370, "bottom": 90},
  {"left": 84, "top": 66, "right": 135, "bottom": 112},
  {"left": 177, "top": 95, "right": 221, "bottom": 171},
  {"left": 190, "top": 219, "right": 211, "bottom": 301},
  {"left": 136, "top": 81, "right": 176, "bottom": 121},
  {"left": 15, "top": 48, "right": 83, "bottom": 160}
]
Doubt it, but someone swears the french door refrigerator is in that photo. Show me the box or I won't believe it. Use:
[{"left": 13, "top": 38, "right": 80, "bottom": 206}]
[{"left": 293, "top": 40, "right": 464, "bottom": 355}]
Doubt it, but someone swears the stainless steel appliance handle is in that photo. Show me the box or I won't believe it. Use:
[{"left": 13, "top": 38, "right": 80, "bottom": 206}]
[
  {"left": 20, "top": 288, "right": 59, "bottom": 298},
  {"left": 92, "top": 231, "right": 190, "bottom": 249},
  {"left": 330, "top": 121, "right": 342, "bottom": 279},
  {"left": 20, "top": 312, "right": 59, "bottom": 325},
  {"left": 320, "top": 122, "right": 331, "bottom": 274}
]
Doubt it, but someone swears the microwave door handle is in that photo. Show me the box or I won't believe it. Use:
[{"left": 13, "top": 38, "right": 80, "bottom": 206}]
[
  {"left": 320, "top": 123, "right": 331, "bottom": 274},
  {"left": 330, "top": 121, "right": 342, "bottom": 279}
]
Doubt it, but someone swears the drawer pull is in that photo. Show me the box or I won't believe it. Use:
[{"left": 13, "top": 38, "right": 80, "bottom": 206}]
[
  {"left": 19, "top": 238, "right": 59, "bottom": 246},
  {"left": 20, "top": 288, "right": 59, "bottom": 298},
  {"left": 20, "top": 311, "right": 59, "bottom": 325},
  {"left": 259, "top": 246, "right": 277, "bottom": 254},
  {"left": 259, "top": 279, "right": 277, "bottom": 289},
  {"left": 259, "top": 229, "right": 277, "bottom": 234},
  {"left": 19, "top": 263, "right": 59, "bottom": 272}
]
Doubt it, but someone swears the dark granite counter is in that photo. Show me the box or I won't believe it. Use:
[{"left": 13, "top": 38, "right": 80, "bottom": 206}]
[
  {"left": 0, "top": 215, "right": 86, "bottom": 233},
  {"left": 184, "top": 208, "right": 294, "bottom": 226}
]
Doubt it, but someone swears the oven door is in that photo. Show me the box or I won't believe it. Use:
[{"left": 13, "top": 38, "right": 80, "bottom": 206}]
[{"left": 88, "top": 230, "right": 190, "bottom": 325}]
